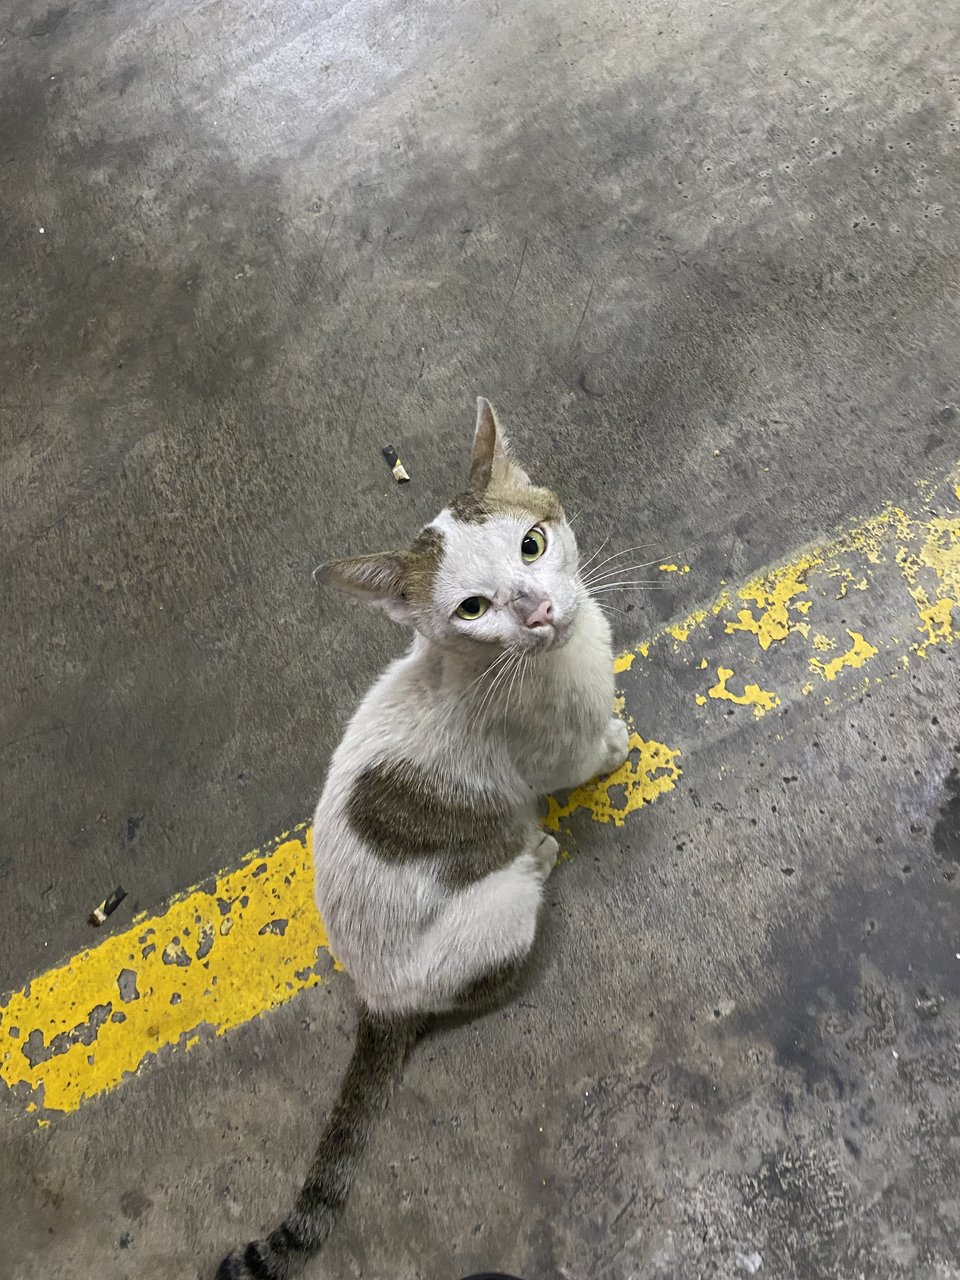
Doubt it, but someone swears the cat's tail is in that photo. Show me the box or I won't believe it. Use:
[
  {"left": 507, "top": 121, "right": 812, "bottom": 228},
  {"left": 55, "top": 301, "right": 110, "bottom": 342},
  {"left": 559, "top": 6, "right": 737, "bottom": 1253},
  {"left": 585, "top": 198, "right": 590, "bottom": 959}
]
[{"left": 216, "top": 1006, "right": 419, "bottom": 1280}]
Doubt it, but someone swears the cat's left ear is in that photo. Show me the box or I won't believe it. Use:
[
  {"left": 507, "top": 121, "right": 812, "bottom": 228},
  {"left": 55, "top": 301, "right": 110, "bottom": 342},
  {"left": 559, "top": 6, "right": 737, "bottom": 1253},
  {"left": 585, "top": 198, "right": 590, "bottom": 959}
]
[
  {"left": 315, "top": 552, "right": 416, "bottom": 624},
  {"left": 468, "top": 396, "right": 531, "bottom": 492}
]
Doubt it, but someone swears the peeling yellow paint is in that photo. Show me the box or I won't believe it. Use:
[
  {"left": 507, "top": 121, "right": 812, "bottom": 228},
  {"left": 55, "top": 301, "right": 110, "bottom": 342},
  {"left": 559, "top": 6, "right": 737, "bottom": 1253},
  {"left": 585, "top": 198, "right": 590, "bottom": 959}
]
[
  {"left": 613, "top": 651, "right": 635, "bottom": 673},
  {"left": 707, "top": 667, "right": 780, "bottom": 717},
  {"left": 724, "top": 558, "right": 813, "bottom": 650},
  {"left": 544, "top": 734, "right": 682, "bottom": 831},
  {"left": 695, "top": 694, "right": 707, "bottom": 706},
  {"left": 897, "top": 513, "right": 960, "bottom": 655},
  {"left": 634, "top": 477, "right": 956, "bottom": 672},
  {"left": 0, "top": 828, "right": 330, "bottom": 1114},
  {"left": 812, "top": 633, "right": 836, "bottom": 652},
  {"left": 638, "top": 642, "right": 650, "bottom": 658},
  {"left": 809, "top": 630, "right": 879, "bottom": 681},
  {"left": 659, "top": 563, "right": 690, "bottom": 574},
  {"left": 669, "top": 608, "right": 708, "bottom": 644}
]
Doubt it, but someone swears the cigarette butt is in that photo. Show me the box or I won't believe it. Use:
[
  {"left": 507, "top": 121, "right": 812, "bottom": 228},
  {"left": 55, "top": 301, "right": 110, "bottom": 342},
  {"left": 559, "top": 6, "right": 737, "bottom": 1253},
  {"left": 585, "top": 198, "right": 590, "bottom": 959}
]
[
  {"left": 381, "top": 444, "right": 410, "bottom": 483},
  {"left": 90, "top": 885, "right": 128, "bottom": 926}
]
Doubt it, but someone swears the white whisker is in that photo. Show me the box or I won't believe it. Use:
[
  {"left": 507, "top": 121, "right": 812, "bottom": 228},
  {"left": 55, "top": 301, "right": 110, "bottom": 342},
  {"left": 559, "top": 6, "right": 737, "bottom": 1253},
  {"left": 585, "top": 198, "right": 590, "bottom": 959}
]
[
  {"left": 580, "top": 542, "right": 661, "bottom": 581},
  {"left": 577, "top": 536, "right": 611, "bottom": 576},
  {"left": 475, "top": 648, "right": 520, "bottom": 727},
  {"left": 583, "top": 561, "right": 672, "bottom": 585},
  {"left": 502, "top": 652, "right": 525, "bottom": 730},
  {"left": 463, "top": 647, "right": 512, "bottom": 697}
]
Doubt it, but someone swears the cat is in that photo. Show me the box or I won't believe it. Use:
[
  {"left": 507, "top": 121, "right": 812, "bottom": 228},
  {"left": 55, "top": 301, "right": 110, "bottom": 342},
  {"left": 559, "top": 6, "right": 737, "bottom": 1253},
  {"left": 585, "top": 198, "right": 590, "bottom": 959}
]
[{"left": 216, "top": 398, "right": 629, "bottom": 1279}]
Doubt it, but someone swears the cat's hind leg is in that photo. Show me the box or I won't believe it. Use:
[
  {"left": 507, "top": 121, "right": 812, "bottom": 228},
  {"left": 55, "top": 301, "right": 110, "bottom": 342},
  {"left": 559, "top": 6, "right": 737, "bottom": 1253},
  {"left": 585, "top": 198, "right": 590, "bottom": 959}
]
[{"left": 417, "top": 829, "right": 558, "bottom": 1013}]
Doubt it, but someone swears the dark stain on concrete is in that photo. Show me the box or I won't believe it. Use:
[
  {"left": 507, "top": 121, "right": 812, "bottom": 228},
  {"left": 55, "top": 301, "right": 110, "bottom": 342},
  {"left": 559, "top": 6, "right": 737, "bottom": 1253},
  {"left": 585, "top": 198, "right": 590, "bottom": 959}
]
[
  {"left": 932, "top": 768, "right": 960, "bottom": 862},
  {"left": 26, "top": 5, "right": 68, "bottom": 38},
  {"left": 119, "top": 1189, "right": 151, "bottom": 1221}
]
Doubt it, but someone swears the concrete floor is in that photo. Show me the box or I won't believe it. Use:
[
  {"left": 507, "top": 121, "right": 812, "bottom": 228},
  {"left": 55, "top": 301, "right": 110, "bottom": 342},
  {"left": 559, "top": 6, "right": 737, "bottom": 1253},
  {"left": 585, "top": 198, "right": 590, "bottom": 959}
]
[{"left": 2, "top": 0, "right": 960, "bottom": 1276}]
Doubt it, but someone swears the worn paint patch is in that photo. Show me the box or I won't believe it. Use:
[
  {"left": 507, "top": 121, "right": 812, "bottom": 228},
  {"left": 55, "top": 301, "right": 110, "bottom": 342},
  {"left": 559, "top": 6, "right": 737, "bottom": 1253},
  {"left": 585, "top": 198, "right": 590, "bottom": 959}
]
[
  {"left": 616, "top": 467, "right": 958, "bottom": 675},
  {"left": 544, "top": 734, "right": 682, "bottom": 831},
  {"left": 724, "top": 558, "right": 814, "bottom": 650},
  {"left": 613, "top": 651, "right": 635, "bottom": 673},
  {"left": 809, "top": 630, "right": 879, "bottom": 682},
  {"left": 707, "top": 667, "right": 780, "bottom": 717},
  {"left": 898, "top": 512, "right": 960, "bottom": 655},
  {"left": 0, "top": 828, "right": 330, "bottom": 1115},
  {"left": 669, "top": 608, "right": 709, "bottom": 644}
]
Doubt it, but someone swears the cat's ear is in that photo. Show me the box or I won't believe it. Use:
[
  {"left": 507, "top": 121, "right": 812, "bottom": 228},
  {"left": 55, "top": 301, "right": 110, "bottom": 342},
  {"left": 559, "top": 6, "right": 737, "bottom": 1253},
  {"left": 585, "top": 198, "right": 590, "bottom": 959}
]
[
  {"left": 315, "top": 552, "right": 415, "bottom": 624},
  {"left": 468, "top": 396, "right": 531, "bottom": 492}
]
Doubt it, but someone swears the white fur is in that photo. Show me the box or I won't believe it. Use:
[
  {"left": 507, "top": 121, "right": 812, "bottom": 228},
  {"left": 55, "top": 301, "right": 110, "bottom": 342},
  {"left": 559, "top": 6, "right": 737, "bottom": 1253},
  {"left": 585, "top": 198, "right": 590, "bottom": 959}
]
[
  {"left": 313, "top": 590, "right": 620, "bottom": 1016},
  {"left": 313, "top": 411, "right": 625, "bottom": 1017},
  {"left": 424, "top": 508, "right": 583, "bottom": 652}
]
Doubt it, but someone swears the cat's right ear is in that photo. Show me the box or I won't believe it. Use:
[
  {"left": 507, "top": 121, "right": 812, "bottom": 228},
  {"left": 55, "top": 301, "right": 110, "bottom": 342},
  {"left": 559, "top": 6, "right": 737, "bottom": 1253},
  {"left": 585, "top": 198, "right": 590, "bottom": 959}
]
[
  {"left": 315, "top": 553, "right": 414, "bottom": 624},
  {"left": 468, "top": 396, "right": 531, "bottom": 491}
]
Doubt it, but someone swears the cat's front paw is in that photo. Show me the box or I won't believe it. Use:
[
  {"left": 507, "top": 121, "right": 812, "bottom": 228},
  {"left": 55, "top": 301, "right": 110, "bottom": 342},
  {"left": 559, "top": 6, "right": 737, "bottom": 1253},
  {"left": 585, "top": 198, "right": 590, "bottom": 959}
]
[
  {"left": 532, "top": 832, "right": 559, "bottom": 878},
  {"left": 599, "top": 717, "right": 630, "bottom": 775}
]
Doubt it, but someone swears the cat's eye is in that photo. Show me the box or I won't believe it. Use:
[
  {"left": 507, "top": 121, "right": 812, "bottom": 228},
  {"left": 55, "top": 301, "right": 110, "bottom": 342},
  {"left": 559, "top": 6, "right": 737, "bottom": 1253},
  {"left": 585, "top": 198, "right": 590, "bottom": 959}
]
[
  {"left": 455, "top": 595, "right": 489, "bottom": 620},
  {"left": 521, "top": 526, "right": 547, "bottom": 563}
]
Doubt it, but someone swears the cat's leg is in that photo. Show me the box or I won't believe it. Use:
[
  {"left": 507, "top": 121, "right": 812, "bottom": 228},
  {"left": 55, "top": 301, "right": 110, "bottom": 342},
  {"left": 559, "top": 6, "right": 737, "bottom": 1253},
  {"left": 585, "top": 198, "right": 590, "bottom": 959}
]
[
  {"left": 419, "top": 829, "right": 558, "bottom": 1012},
  {"left": 540, "top": 716, "right": 630, "bottom": 793}
]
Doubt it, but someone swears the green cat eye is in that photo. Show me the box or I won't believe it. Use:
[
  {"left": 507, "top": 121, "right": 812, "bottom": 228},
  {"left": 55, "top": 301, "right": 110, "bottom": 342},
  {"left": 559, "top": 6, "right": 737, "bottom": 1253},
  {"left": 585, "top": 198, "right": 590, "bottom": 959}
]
[
  {"left": 455, "top": 595, "right": 489, "bottom": 620},
  {"left": 521, "top": 526, "right": 547, "bottom": 562}
]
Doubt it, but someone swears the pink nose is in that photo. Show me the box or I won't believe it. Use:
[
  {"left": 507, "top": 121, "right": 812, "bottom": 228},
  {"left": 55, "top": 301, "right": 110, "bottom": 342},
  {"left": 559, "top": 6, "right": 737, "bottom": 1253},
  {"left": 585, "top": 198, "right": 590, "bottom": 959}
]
[{"left": 526, "top": 599, "right": 554, "bottom": 628}]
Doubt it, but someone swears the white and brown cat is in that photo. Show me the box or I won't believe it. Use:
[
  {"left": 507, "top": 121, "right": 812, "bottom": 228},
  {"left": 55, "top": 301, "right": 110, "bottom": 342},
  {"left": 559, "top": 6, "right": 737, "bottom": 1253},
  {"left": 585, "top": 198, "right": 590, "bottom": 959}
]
[{"left": 217, "top": 399, "right": 628, "bottom": 1279}]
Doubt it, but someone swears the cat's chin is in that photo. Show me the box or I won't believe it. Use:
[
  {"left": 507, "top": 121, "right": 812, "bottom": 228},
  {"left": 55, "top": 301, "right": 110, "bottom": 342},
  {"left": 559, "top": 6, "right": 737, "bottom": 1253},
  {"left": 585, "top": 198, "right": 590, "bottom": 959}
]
[{"left": 527, "top": 619, "right": 574, "bottom": 653}]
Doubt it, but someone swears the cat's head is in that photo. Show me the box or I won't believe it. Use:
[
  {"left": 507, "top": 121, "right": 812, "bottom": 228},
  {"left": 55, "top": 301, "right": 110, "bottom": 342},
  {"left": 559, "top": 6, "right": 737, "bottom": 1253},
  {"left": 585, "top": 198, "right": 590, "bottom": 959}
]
[{"left": 318, "top": 399, "right": 583, "bottom": 654}]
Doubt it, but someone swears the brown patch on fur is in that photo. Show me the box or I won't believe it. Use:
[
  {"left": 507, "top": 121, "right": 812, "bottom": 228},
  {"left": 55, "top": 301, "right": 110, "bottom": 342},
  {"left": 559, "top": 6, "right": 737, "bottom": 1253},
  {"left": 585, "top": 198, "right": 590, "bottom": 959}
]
[
  {"left": 447, "top": 488, "right": 492, "bottom": 524},
  {"left": 402, "top": 526, "right": 444, "bottom": 604},
  {"left": 318, "top": 528, "right": 444, "bottom": 608},
  {"left": 448, "top": 484, "right": 563, "bottom": 527},
  {"left": 346, "top": 758, "right": 526, "bottom": 888}
]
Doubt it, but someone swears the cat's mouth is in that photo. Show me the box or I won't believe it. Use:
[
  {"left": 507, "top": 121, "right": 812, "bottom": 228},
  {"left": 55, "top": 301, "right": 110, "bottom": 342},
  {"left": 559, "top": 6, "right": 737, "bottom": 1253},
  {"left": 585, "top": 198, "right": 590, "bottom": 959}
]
[{"left": 528, "top": 617, "right": 573, "bottom": 652}]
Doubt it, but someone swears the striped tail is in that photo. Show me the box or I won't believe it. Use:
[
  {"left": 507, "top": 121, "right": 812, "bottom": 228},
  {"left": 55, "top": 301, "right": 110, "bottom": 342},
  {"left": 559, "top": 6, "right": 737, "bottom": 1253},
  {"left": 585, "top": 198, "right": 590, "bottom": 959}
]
[{"left": 216, "top": 1007, "right": 418, "bottom": 1280}]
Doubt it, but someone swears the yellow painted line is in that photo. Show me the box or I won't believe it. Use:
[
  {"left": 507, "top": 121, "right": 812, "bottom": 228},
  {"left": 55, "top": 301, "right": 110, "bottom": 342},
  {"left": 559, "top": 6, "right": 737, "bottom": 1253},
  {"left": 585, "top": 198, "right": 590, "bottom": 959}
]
[
  {"left": 621, "top": 466, "right": 960, "bottom": 694},
  {"left": 2, "top": 465, "right": 958, "bottom": 1122},
  {"left": 2, "top": 828, "right": 329, "bottom": 1116}
]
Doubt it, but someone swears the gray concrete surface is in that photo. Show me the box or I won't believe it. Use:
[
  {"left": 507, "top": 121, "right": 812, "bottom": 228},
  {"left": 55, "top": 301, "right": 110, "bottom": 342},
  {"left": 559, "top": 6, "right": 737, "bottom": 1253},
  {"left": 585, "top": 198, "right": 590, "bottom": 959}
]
[{"left": 2, "top": 0, "right": 959, "bottom": 1277}]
